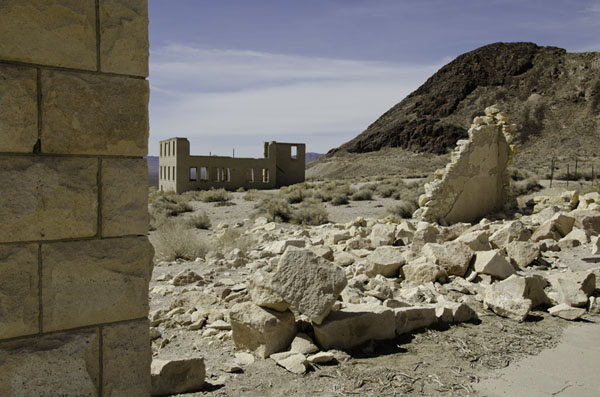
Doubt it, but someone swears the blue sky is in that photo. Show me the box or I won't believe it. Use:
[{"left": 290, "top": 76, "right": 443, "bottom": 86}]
[{"left": 147, "top": 0, "right": 600, "bottom": 157}]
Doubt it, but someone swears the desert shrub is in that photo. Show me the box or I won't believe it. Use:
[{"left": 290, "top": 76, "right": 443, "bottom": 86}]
[
  {"left": 330, "top": 193, "right": 349, "bottom": 206},
  {"left": 511, "top": 176, "right": 543, "bottom": 196},
  {"left": 198, "top": 188, "right": 233, "bottom": 202},
  {"left": 350, "top": 188, "right": 373, "bottom": 201},
  {"left": 243, "top": 189, "right": 267, "bottom": 201},
  {"left": 254, "top": 197, "right": 293, "bottom": 222},
  {"left": 183, "top": 211, "right": 211, "bottom": 229},
  {"left": 387, "top": 200, "right": 417, "bottom": 218},
  {"left": 150, "top": 195, "right": 194, "bottom": 216},
  {"left": 214, "top": 201, "right": 236, "bottom": 207},
  {"left": 148, "top": 207, "right": 169, "bottom": 231},
  {"left": 215, "top": 228, "right": 255, "bottom": 255},
  {"left": 148, "top": 187, "right": 176, "bottom": 205},
  {"left": 236, "top": 187, "right": 245, "bottom": 192},
  {"left": 508, "top": 167, "right": 532, "bottom": 182},
  {"left": 312, "top": 188, "right": 333, "bottom": 202},
  {"left": 293, "top": 199, "right": 329, "bottom": 225},
  {"left": 284, "top": 186, "right": 310, "bottom": 204},
  {"left": 153, "top": 221, "right": 209, "bottom": 262}
]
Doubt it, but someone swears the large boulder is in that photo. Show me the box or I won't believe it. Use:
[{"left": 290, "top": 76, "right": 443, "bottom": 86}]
[
  {"left": 472, "top": 250, "right": 515, "bottom": 279},
  {"left": 369, "top": 223, "right": 396, "bottom": 247},
  {"left": 248, "top": 271, "right": 289, "bottom": 312},
  {"left": 365, "top": 246, "right": 405, "bottom": 277},
  {"left": 229, "top": 302, "right": 296, "bottom": 358},
  {"left": 313, "top": 303, "right": 395, "bottom": 350},
  {"left": 151, "top": 358, "right": 205, "bottom": 397},
  {"left": 484, "top": 289, "right": 531, "bottom": 322},
  {"left": 422, "top": 240, "right": 473, "bottom": 276},
  {"left": 271, "top": 248, "right": 347, "bottom": 325},
  {"left": 550, "top": 213, "right": 575, "bottom": 237},
  {"left": 488, "top": 274, "right": 550, "bottom": 309}
]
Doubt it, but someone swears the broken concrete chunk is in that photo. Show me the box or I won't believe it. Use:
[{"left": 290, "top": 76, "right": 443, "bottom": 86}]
[
  {"left": 531, "top": 220, "right": 561, "bottom": 242},
  {"left": 550, "top": 213, "right": 575, "bottom": 237},
  {"left": 402, "top": 258, "right": 448, "bottom": 284},
  {"left": 313, "top": 304, "right": 395, "bottom": 350},
  {"left": 548, "top": 303, "right": 586, "bottom": 321},
  {"left": 271, "top": 248, "right": 347, "bottom": 325},
  {"left": 422, "top": 240, "right": 473, "bottom": 277},
  {"left": 505, "top": 241, "right": 539, "bottom": 268},
  {"left": 489, "top": 274, "right": 550, "bottom": 309},
  {"left": 548, "top": 272, "right": 596, "bottom": 307},
  {"left": 472, "top": 250, "right": 515, "bottom": 279},
  {"left": 290, "top": 333, "right": 319, "bottom": 355},
  {"left": 248, "top": 270, "right": 290, "bottom": 312},
  {"left": 489, "top": 221, "right": 531, "bottom": 249},
  {"left": 151, "top": 357, "right": 205, "bottom": 397},
  {"left": 229, "top": 302, "right": 296, "bottom": 358},
  {"left": 365, "top": 246, "right": 405, "bottom": 277},
  {"left": 435, "top": 299, "right": 478, "bottom": 324},
  {"left": 270, "top": 351, "right": 307, "bottom": 374},
  {"left": 394, "top": 306, "right": 437, "bottom": 334},
  {"left": 484, "top": 289, "right": 532, "bottom": 322}
]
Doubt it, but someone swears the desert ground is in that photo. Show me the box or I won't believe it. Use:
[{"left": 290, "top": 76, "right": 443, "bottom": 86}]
[{"left": 146, "top": 172, "right": 600, "bottom": 396}]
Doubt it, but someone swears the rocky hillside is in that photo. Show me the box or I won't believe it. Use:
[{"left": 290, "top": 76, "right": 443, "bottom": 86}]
[{"left": 329, "top": 42, "right": 600, "bottom": 171}]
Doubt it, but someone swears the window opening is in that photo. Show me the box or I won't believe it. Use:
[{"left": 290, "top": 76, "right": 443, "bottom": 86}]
[
  {"left": 200, "top": 167, "right": 208, "bottom": 181},
  {"left": 262, "top": 168, "right": 270, "bottom": 183},
  {"left": 291, "top": 145, "right": 297, "bottom": 159},
  {"left": 190, "top": 167, "right": 197, "bottom": 181}
]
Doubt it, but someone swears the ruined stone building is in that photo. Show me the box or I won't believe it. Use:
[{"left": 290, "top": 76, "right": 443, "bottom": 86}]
[
  {"left": 1, "top": 1, "right": 153, "bottom": 395},
  {"left": 159, "top": 138, "right": 306, "bottom": 193}
]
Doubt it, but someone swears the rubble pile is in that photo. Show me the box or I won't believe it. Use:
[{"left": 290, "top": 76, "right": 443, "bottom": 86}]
[{"left": 148, "top": 189, "right": 600, "bottom": 381}]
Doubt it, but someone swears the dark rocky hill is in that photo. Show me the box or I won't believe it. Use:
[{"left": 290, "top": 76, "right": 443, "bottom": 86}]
[{"left": 329, "top": 42, "right": 600, "bottom": 169}]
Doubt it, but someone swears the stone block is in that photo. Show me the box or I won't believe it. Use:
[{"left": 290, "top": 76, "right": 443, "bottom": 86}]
[
  {"left": 395, "top": 306, "right": 438, "bottom": 334},
  {"left": 248, "top": 271, "right": 289, "bottom": 312},
  {"left": 151, "top": 357, "right": 205, "bottom": 396},
  {"left": 0, "top": 64, "right": 37, "bottom": 153},
  {"left": 402, "top": 258, "right": 447, "bottom": 284},
  {"left": 272, "top": 248, "right": 347, "bottom": 324},
  {"left": 100, "top": 0, "right": 149, "bottom": 77},
  {"left": 0, "top": 156, "right": 97, "bottom": 242},
  {"left": 548, "top": 303, "right": 586, "bottom": 321},
  {"left": 313, "top": 303, "right": 395, "bottom": 350},
  {"left": 103, "top": 319, "right": 151, "bottom": 396},
  {"left": 42, "top": 237, "right": 153, "bottom": 331},
  {"left": 41, "top": 70, "right": 149, "bottom": 156},
  {"left": 422, "top": 240, "right": 473, "bottom": 276},
  {"left": 0, "top": 330, "right": 99, "bottom": 396},
  {"left": 505, "top": 241, "right": 539, "bottom": 268},
  {"left": 229, "top": 302, "right": 296, "bottom": 358},
  {"left": 0, "top": 0, "right": 96, "bottom": 70},
  {"left": 365, "top": 246, "right": 405, "bottom": 277},
  {"left": 473, "top": 250, "right": 515, "bottom": 279},
  {"left": 102, "top": 158, "right": 149, "bottom": 237},
  {"left": 0, "top": 244, "right": 39, "bottom": 339}
]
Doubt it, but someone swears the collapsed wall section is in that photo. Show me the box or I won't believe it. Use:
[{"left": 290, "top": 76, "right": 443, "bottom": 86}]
[
  {"left": 0, "top": 1, "right": 153, "bottom": 395},
  {"left": 414, "top": 106, "right": 516, "bottom": 225}
]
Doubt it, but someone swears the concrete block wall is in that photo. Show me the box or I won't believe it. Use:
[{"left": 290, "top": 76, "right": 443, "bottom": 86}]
[{"left": 0, "top": 1, "right": 153, "bottom": 395}]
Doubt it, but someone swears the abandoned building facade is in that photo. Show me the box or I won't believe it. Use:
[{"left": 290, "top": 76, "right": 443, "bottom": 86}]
[{"left": 159, "top": 138, "right": 306, "bottom": 193}]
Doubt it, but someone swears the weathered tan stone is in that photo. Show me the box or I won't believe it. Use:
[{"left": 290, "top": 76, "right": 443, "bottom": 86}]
[
  {"left": 0, "top": 0, "right": 96, "bottom": 70},
  {"left": 100, "top": 0, "right": 149, "bottom": 76},
  {"left": 248, "top": 271, "right": 289, "bottom": 312},
  {"left": 151, "top": 357, "right": 205, "bottom": 396},
  {"left": 0, "top": 330, "right": 99, "bottom": 396},
  {"left": 571, "top": 209, "right": 600, "bottom": 236},
  {"left": 229, "top": 302, "right": 296, "bottom": 358},
  {"left": 365, "top": 246, "right": 405, "bottom": 277},
  {"left": 313, "top": 303, "right": 395, "bottom": 350},
  {"left": 531, "top": 220, "right": 561, "bottom": 242},
  {"left": 548, "top": 304, "right": 586, "bottom": 321},
  {"left": 103, "top": 319, "right": 151, "bottom": 396},
  {"left": 0, "top": 244, "right": 39, "bottom": 339},
  {"left": 402, "top": 258, "right": 447, "bottom": 284},
  {"left": 0, "top": 64, "right": 37, "bottom": 153},
  {"left": 41, "top": 70, "right": 149, "bottom": 156},
  {"left": 550, "top": 213, "right": 575, "bottom": 237},
  {"left": 505, "top": 241, "right": 539, "bottom": 268},
  {"left": 489, "top": 221, "right": 531, "bottom": 249},
  {"left": 422, "top": 240, "right": 473, "bottom": 276},
  {"left": 0, "top": 156, "right": 97, "bottom": 242},
  {"left": 42, "top": 237, "right": 153, "bottom": 331},
  {"left": 272, "top": 248, "right": 347, "bottom": 324},
  {"left": 395, "top": 306, "right": 437, "bottom": 334},
  {"left": 102, "top": 158, "right": 149, "bottom": 237},
  {"left": 473, "top": 250, "right": 515, "bottom": 279}
]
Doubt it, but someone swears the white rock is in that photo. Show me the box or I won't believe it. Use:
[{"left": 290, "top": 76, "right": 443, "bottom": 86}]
[
  {"left": 365, "top": 246, "right": 405, "bottom": 277},
  {"left": 270, "top": 351, "right": 307, "bottom": 374},
  {"left": 422, "top": 240, "right": 473, "bottom": 276},
  {"left": 307, "top": 351, "right": 335, "bottom": 364},
  {"left": 488, "top": 274, "right": 549, "bottom": 309},
  {"left": 484, "top": 289, "right": 531, "bottom": 322},
  {"left": 547, "top": 271, "right": 596, "bottom": 307},
  {"left": 548, "top": 303, "right": 586, "bottom": 320},
  {"left": 334, "top": 251, "right": 356, "bottom": 267},
  {"left": 456, "top": 230, "right": 491, "bottom": 251},
  {"left": 489, "top": 221, "right": 531, "bottom": 249},
  {"left": 435, "top": 298, "right": 477, "bottom": 324},
  {"left": 592, "top": 236, "right": 600, "bottom": 255},
  {"left": 394, "top": 306, "right": 437, "bottom": 334},
  {"left": 229, "top": 302, "right": 296, "bottom": 358},
  {"left": 265, "top": 239, "right": 306, "bottom": 255},
  {"left": 402, "top": 258, "right": 447, "bottom": 284},
  {"left": 369, "top": 223, "right": 396, "bottom": 246},
  {"left": 151, "top": 358, "right": 205, "bottom": 397},
  {"left": 272, "top": 248, "right": 347, "bottom": 325},
  {"left": 562, "top": 227, "right": 589, "bottom": 244},
  {"left": 550, "top": 213, "right": 575, "bottom": 237},
  {"left": 248, "top": 271, "right": 290, "bottom": 312},
  {"left": 411, "top": 223, "right": 440, "bottom": 251},
  {"left": 290, "top": 333, "right": 319, "bottom": 355},
  {"left": 472, "top": 250, "right": 515, "bottom": 279},
  {"left": 234, "top": 352, "right": 255, "bottom": 366},
  {"left": 313, "top": 303, "right": 395, "bottom": 350},
  {"left": 505, "top": 241, "right": 539, "bottom": 268},
  {"left": 571, "top": 209, "right": 600, "bottom": 236}
]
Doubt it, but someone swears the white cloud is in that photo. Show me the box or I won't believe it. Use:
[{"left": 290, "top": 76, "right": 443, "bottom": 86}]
[{"left": 148, "top": 44, "right": 440, "bottom": 155}]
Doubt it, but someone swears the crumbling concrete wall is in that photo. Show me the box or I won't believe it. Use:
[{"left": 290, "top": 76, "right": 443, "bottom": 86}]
[
  {"left": 414, "top": 106, "right": 516, "bottom": 225},
  {"left": 0, "top": 1, "right": 153, "bottom": 395},
  {"left": 159, "top": 138, "right": 305, "bottom": 193}
]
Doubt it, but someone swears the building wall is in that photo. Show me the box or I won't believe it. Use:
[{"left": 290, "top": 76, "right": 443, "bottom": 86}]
[
  {"left": 0, "top": 1, "right": 153, "bottom": 395},
  {"left": 159, "top": 138, "right": 305, "bottom": 193}
]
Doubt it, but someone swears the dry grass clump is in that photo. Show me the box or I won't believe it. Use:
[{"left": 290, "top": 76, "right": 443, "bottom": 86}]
[
  {"left": 214, "top": 229, "right": 255, "bottom": 255},
  {"left": 153, "top": 221, "right": 209, "bottom": 262},
  {"left": 149, "top": 194, "right": 194, "bottom": 230},
  {"left": 293, "top": 199, "right": 329, "bottom": 225},
  {"left": 330, "top": 193, "right": 349, "bottom": 206},
  {"left": 350, "top": 188, "right": 373, "bottom": 201},
  {"left": 243, "top": 189, "right": 269, "bottom": 201},
  {"left": 281, "top": 185, "right": 312, "bottom": 204},
  {"left": 182, "top": 188, "right": 233, "bottom": 203},
  {"left": 387, "top": 200, "right": 417, "bottom": 218},
  {"left": 183, "top": 211, "right": 211, "bottom": 229},
  {"left": 254, "top": 197, "right": 293, "bottom": 222}
]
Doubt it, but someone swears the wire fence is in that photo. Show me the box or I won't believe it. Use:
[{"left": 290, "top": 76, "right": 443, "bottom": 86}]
[{"left": 548, "top": 156, "right": 600, "bottom": 188}]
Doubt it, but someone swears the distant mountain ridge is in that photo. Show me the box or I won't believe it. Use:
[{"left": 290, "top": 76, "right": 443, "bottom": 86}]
[{"left": 329, "top": 42, "right": 600, "bottom": 169}]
